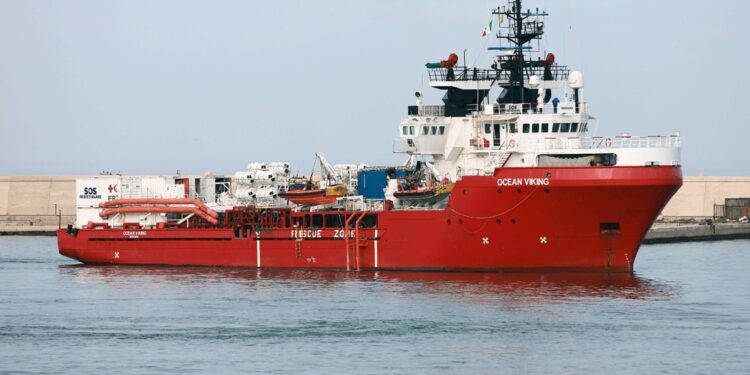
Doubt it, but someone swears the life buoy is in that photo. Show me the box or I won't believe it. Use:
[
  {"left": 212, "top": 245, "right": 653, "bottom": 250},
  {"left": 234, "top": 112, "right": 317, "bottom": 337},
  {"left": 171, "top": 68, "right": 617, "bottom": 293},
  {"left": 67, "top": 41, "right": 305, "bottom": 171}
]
[
  {"left": 508, "top": 139, "right": 517, "bottom": 148},
  {"left": 605, "top": 137, "right": 612, "bottom": 147}
]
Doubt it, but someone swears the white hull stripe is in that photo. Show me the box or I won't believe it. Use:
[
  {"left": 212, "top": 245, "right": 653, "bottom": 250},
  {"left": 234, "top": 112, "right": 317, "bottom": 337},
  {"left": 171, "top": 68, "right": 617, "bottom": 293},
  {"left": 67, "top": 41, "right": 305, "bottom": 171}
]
[
  {"left": 374, "top": 229, "right": 379, "bottom": 269},
  {"left": 256, "top": 232, "right": 261, "bottom": 268}
]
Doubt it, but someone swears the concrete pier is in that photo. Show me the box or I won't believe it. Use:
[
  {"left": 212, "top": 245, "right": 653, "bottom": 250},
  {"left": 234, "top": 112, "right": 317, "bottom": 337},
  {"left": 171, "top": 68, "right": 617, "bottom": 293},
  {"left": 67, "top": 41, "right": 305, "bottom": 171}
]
[{"left": 644, "top": 223, "right": 750, "bottom": 244}]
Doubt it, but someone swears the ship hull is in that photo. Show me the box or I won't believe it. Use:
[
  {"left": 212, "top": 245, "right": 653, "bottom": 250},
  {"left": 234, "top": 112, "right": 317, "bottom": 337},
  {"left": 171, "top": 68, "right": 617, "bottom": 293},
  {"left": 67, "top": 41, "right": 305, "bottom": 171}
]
[{"left": 58, "top": 166, "right": 682, "bottom": 272}]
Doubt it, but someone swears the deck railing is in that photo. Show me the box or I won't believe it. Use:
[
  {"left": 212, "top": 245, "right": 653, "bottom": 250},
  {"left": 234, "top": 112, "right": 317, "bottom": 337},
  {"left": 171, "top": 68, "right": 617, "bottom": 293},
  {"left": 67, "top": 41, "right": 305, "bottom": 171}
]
[
  {"left": 427, "top": 65, "right": 569, "bottom": 83},
  {"left": 525, "top": 134, "right": 681, "bottom": 151}
]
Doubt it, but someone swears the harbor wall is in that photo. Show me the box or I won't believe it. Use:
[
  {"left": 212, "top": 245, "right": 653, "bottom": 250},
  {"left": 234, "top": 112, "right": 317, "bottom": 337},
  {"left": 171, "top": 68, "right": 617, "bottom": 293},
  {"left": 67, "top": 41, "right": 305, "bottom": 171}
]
[
  {"left": 0, "top": 176, "right": 78, "bottom": 234},
  {"left": 660, "top": 176, "right": 750, "bottom": 219}
]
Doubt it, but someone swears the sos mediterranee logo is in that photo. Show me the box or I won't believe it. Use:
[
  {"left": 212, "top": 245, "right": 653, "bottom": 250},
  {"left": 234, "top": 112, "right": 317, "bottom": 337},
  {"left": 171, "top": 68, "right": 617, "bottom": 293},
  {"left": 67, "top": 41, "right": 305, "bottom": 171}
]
[{"left": 79, "top": 187, "right": 101, "bottom": 199}]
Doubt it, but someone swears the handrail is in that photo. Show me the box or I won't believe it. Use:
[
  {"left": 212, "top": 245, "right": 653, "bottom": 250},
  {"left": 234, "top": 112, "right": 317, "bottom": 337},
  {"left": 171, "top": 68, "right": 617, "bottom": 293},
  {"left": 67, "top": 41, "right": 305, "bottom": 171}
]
[
  {"left": 526, "top": 134, "right": 681, "bottom": 151},
  {"left": 470, "top": 134, "right": 680, "bottom": 153},
  {"left": 427, "top": 65, "right": 570, "bottom": 82}
]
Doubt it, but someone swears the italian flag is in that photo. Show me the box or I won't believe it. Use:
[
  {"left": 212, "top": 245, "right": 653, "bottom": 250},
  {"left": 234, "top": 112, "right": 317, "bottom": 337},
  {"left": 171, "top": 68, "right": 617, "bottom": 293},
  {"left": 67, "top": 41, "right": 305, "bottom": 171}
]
[{"left": 482, "top": 18, "right": 493, "bottom": 37}]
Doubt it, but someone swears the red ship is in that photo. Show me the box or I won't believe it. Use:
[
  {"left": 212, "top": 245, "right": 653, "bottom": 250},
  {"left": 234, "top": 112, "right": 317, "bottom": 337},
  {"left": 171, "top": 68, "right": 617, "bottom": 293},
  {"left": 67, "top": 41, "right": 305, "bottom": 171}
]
[{"left": 58, "top": 0, "right": 682, "bottom": 272}]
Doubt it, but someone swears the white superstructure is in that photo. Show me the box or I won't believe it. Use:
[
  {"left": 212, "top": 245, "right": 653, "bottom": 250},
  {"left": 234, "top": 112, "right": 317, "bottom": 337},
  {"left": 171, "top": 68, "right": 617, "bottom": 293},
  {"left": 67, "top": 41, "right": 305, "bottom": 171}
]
[{"left": 395, "top": 1, "right": 681, "bottom": 181}]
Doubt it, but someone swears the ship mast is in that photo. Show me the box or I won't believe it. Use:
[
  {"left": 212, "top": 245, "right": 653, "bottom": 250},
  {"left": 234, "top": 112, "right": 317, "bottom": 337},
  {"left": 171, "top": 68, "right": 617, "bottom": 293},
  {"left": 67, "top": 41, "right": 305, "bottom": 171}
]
[{"left": 491, "top": 0, "right": 551, "bottom": 106}]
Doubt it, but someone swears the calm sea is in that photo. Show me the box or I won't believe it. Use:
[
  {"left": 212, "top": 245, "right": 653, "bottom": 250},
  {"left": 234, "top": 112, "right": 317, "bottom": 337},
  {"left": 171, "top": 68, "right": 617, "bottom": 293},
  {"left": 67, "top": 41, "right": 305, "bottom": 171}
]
[{"left": 1, "top": 236, "right": 749, "bottom": 374}]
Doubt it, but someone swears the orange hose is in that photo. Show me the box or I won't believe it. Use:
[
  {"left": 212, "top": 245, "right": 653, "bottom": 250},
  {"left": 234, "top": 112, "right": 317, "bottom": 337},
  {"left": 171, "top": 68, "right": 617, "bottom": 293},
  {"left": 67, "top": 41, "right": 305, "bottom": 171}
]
[
  {"left": 99, "top": 198, "right": 218, "bottom": 218},
  {"left": 99, "top": 206, "right": 218, "bottom": 225}
]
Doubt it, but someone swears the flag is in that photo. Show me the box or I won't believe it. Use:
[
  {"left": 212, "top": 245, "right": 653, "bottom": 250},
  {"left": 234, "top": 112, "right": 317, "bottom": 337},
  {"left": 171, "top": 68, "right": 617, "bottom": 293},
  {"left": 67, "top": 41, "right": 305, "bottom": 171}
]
[{"left": 482, "top": 18, "right": 493, "bottom": 37}]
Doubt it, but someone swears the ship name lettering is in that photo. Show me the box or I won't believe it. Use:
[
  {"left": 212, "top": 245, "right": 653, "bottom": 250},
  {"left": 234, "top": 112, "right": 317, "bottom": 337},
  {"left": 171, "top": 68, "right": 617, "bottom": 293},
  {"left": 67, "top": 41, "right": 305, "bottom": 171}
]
[
  {"left": 496, "top": 177, "right": 550, "bottom": 186},
  {"left": 123, "top": 231, "right": 146, "bottom": 237}
]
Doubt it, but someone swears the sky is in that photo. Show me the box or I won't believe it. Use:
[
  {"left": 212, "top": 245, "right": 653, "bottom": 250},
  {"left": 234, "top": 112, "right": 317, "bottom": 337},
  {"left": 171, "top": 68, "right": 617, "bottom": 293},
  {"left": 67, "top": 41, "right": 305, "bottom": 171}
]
[{"left": 0, "top": 0, "right": 748, "bottom": 176}]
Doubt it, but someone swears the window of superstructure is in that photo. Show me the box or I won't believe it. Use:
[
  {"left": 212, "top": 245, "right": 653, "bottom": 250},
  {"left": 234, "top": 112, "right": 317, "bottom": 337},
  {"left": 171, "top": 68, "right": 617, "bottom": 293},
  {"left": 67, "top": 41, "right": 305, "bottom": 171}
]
[
  {"left": 438, "top": 126, "right": 445, "bottom": 135},
  {"left": 312, "top": 214, "right": 323, "bottom": 228},
  {"left": 325, "top": 214, "right": 345, "bottom": 228},
  {"left": 532, "top": 123, "right": 539, "bottom": 133},
  {"left": 423, "top": 126, "right": 429, "bottom": 135},
  {"left": 484, "top": 123, "right": 492, "bottom": 134},
  {"left": 542, "top": 123, "right": 549, "bottom": 133},
  {"left": 431, "top": 126, "right": 437, "bottom": 135},
  {"left": 571, "top": 123, "right": 579, "bottom": 132},
  {"left": 523, "top": 123, "right": 530, "bottom": 133},
  {"left": 509, "top": 123, "right": 517, "bottom": 133},
  {"left": 561, "top": 123, "right": 570, "bottom": 132},
  {"left": 402, "top": 126, "right": 408, "bottom": 135},
  {"left": 409, "top": 126, "right": 415, "bottom": 135},
  {"left": 581, "top": 123, "right": 588, "bottom": 132},
  {"left": 552, "top": 123, "right": 560, "bottom": 132}
]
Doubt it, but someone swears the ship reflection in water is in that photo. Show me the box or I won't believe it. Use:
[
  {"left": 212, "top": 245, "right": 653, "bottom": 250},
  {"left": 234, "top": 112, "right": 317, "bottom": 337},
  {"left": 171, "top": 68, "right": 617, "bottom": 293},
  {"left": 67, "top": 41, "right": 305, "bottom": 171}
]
[{"left": 58, "top": 265, "right": 677, "bottom": 303}]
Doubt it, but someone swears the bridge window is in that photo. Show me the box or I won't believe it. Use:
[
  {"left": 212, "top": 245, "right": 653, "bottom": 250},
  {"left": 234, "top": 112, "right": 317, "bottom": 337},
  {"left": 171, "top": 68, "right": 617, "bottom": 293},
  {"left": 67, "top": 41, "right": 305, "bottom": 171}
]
[
  {"left": 438, "top": 126, "right": 445, "bottom": 135},
  {"left": 402, "top": 126, "right": 408, "bottom": 135},
  {"left": 571, "top": 123, "right": 579, "bottom": 132},
  {"left": 552, "top": 123, "right": 560, "bottom": 132},
  {"left": 431, "top": 126, "right": 437, "bottom": 135},
  {"left": 409, "top": 126, "right": 415, "bottom": 135},
  {"left": 522, "top": 123, "right": 530, "bottom": 133},
  {"left": 561, "top": 123, "right": 571, "bottom": 132},
  {"left": 532, "top": 123, "right": 539, "bottom": 133},
  {"left": 423, "top": 126, "right": 429, "bottom": 135},
  {"left": 509, "top": 123, "right": 517, "bottom": 133},
  {"left": 581, "top": 123, "right": 588, "bottom": 132},
  {"left": 542, "top": 123, "right": 549, "bottom": 132}
]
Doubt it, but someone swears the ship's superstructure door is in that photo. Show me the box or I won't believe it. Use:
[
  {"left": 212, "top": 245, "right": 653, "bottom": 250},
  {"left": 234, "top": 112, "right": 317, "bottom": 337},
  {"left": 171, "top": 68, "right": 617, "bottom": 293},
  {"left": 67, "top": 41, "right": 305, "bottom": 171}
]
[
  {"left": 493, "top": 123, "right": 501, "bottom": 147},
  {"left": 484, "top": 122, "right": 503, "bottom": 148}
]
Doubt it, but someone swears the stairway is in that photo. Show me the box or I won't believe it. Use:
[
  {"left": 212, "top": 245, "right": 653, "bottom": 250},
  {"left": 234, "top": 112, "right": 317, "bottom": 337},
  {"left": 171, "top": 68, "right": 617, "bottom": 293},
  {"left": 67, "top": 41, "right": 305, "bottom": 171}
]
[{"left": 497, "top": 152, "right": 512, "bottom": 167}]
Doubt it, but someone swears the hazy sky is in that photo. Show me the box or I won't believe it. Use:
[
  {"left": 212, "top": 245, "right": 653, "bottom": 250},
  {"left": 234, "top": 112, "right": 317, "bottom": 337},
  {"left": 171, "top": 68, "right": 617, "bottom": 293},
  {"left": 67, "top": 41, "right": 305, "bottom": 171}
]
[{"left": 1, "top": 0, "right": 748, "bottom": 176}]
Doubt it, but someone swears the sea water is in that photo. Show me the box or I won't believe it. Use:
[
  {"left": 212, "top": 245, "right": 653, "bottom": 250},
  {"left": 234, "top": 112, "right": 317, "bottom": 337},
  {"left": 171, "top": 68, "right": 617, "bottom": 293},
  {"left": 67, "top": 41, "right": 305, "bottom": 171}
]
[{"left": 1, "top": 236, "right": 749, "bottom": 374}]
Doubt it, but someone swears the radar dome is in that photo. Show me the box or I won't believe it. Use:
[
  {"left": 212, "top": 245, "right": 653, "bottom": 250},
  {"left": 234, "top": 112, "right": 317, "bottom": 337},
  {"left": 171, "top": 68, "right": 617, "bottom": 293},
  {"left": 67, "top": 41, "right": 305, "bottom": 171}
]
[
  {"left": 568, "top": 71, "right": 584, "bottom": 88},
  {"left": 528, "top": 75, "right": 541, "bottom": 89}
]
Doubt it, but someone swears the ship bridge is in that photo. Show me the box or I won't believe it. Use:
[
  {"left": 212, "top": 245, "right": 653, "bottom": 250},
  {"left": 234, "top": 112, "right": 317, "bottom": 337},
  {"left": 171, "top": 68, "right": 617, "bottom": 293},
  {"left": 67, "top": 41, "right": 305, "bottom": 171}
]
[{"left": 423, "top": 60, "right": 571, "bottom": 117}]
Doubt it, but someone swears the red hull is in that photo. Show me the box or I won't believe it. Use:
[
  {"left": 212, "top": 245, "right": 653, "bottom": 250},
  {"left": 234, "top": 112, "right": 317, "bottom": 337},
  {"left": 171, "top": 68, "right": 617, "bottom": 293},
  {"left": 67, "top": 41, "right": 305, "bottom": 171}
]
[{"left": 58, "top": 166, "right": 682, "bottom": 272}]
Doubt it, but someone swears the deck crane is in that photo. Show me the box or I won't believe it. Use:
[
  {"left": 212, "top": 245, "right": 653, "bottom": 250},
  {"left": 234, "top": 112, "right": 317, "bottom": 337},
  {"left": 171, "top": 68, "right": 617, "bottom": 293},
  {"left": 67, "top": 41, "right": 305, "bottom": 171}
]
[{"left": 315, "top": 152, "right": 340, "bottom": 187}]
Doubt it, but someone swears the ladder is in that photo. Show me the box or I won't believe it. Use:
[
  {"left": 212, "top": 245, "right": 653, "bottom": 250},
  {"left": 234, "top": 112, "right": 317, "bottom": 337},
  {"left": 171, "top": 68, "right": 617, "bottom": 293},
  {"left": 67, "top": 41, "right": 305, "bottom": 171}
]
[
  {"left": 344, "top": 212, "right": 372, "bottom": 271},
  {"left": 486, "top": 150, "right": 513, "bottom": 173},
  {"left": 497, "top": 151, "right": 513, "bottom": 167}
]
